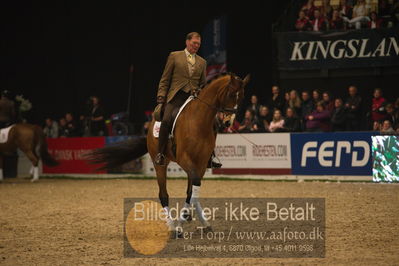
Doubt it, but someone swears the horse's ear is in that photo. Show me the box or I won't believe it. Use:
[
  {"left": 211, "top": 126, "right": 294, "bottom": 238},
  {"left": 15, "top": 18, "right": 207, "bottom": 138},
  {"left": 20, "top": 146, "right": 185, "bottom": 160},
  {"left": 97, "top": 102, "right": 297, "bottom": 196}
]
[{"left": 243, "top": 74, "right": 251, "bottom": 87}]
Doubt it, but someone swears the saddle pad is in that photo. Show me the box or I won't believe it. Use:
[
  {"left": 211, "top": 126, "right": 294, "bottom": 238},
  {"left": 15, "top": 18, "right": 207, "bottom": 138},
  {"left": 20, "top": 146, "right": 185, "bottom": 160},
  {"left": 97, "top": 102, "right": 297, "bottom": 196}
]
[
  {"left": 0, "top": 125, "right": 14, "bottom": 143},
  {"left": 170, "top": 96, "right": 194, "bottom": 138},
  {"left": 153, "top": 121, "right": 161, "bottom": 138},
  {"left": 152, "top": 96, "right": 194, "bottom": 139}
]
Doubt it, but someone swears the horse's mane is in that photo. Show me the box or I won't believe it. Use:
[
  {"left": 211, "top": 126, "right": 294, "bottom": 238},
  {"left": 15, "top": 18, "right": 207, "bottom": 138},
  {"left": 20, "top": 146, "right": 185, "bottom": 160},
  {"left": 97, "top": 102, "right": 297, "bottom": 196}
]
[{"left": 200, "top": 72, "right": 236, "bottom": 90}]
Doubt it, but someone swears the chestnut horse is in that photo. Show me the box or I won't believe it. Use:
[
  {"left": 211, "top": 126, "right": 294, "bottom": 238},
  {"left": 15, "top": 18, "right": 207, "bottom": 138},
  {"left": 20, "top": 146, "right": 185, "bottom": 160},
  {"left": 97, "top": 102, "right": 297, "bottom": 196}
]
[
  {"left": 89, "top": 73, "right": 249, "bottom": 235},
  {"left": 0, "top": 123, "right": 58, "bottom": 182}
]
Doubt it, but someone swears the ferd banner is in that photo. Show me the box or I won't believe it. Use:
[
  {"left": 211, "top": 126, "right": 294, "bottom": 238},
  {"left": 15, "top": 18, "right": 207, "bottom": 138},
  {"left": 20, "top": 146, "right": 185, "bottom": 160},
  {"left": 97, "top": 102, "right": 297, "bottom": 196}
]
[{"left": 276, "top": 27, "right": 399, "bottom": 70}]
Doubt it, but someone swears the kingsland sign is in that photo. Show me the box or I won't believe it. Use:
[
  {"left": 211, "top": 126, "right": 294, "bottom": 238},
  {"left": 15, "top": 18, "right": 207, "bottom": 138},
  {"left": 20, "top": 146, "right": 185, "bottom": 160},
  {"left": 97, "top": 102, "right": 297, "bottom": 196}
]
[
  {"left": 276, "top": 28, "right": 399, "bottom": 69},
  {"left": 290, "top": 37, "right": 399, "bottom": 61}
]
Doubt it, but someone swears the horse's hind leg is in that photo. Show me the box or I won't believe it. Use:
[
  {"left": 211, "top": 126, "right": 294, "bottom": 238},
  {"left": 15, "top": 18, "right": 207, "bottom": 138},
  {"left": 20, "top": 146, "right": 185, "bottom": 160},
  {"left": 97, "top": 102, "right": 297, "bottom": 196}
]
[{"left": 22, "top": 149, "right": 40, "bottom": 182}]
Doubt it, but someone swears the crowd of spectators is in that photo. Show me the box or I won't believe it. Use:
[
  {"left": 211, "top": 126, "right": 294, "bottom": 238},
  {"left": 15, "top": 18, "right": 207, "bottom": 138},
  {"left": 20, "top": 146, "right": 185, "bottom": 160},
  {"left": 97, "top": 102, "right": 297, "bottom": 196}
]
[
  {"left": 43, "top": 96, "right": 107, "bottom": 138},
  {"left": 41, "top": 87, "right": 399, "bottom": 138},
  {"left": 295, "top": 0, "right": 399, "bottom": 31},
  {"left": 216, "top": 85, "right": 399, "bottom": 135}
]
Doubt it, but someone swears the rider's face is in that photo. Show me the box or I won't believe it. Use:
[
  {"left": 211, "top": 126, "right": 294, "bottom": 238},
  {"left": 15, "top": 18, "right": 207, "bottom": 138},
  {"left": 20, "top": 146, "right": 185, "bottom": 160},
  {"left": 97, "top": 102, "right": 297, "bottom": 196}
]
[{"left": 186, "top": 37, "right": 201, "bottom": 54}]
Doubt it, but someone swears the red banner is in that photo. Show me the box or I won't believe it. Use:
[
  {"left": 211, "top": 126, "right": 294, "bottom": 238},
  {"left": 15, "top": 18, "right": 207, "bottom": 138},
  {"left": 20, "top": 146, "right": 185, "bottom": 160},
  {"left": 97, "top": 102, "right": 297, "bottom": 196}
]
[{"left": 43, "top": 137, "right": 106, "bottom": 174}]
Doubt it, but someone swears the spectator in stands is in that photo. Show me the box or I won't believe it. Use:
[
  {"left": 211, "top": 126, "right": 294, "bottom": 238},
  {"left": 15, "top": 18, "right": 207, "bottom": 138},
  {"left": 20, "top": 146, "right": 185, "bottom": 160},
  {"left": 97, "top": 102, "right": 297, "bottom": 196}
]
[
  {"left": 43, "top": 118, "right": 59, "bottom": 138},
  {"left": 296, "top": 10, "right": 312, "bottom": 31},
  {"left": 215, "top": 112, "right": 230, "bottom": 133},
  {"left": 371, "top": 88, "right": 387, "bottom": 125},
  {"left": 283, "top": 91, "right": 290, "bottom": 112},
  {"left": 301, "top": 90, "right": 314, "bottom": 131},
  {"left": 288, "top": 89, "right": 302, "bottom": 117},
  {"left": 88, "top": 96, "right": 107, "bottom": 136},
  {"left": 393, "top": 1, "right": 399, "bottom": 27},
  {"left": 312, "top": 89, "right": 322, "bottom": 104},
  {"left": 339, "top": 0, "right": 353, "bottom": 23},
  {"left": 345, "top": 85, "right": 362, "bottom": 131},
  {"left": 269, "top": 109, "right": 285, "bottom": 133},
  {"left": 378, "top": 0, "right": 393, "bottom": 27},
  {"left": 224, "top": 115, "right": 240, "bottom": 133},
  {"left": 79, "top": 114, "right": 90, "bottom": 137},
  {"left": 345, "top": 0, "right": 370, "bottom": 29},
  {"left": 310, "top": 9, "right": 328, "bottom": 31},
  {"left": 305, "top": 101, "right": 331, "bottom": 132},
  {"left": 321, "top": 0, "right": 333, "bottom": 20},
  {"left": 65, "top": 112, "right": 79, "bottom": 137},
  {"left": 238, "top": 109, "right": 259, "bottom": 133},
  {"left": 373, "top": 120, "right": 381, "bottom": 131},
  {"left": 368, "top": 11, "right": 383, "bottom": 29},
  {"left": 331, "top": 98, "right": 347, "bottom": 131},
  {"left": 268, "top": 86, "right": 285, "bottom": 112},
  {"left": 385, "top": 103, "right": 398, "bottom": 129},
  {"left": 380, "top": 120, "right": 396, "bottom": 134},
  {"left": 246, "top": 95, "right": 260, "bottom": 119},
  {"left": 322, "top": 91, "right": 334, "bottom": 113},
  {"left": 257, "top": 105, "right": 272, "bottom": 132},
  {"left": 58, "top": 117, "right": 68, "bottom": 138},
  {"left": 330, "top": 9, "right": 345, "bottom": 30},
  {"left": 301, "top": 90, "right": 314, "bottom": 117},
  {"left": 283, "top": 107, "right": 301, "bottom": 132},
  {"left": 301, "top": 0, "right": 317, "bottom": 20}
]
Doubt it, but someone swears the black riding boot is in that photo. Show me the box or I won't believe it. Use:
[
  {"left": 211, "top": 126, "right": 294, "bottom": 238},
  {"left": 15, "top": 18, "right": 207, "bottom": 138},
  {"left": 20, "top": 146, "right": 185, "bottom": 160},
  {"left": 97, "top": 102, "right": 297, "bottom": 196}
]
[
  {"left": 207, "top": 151, "right": 222, "bottom": 169},
  {"left": 155, "top": 122, "right": 169, "bottom": 165}
]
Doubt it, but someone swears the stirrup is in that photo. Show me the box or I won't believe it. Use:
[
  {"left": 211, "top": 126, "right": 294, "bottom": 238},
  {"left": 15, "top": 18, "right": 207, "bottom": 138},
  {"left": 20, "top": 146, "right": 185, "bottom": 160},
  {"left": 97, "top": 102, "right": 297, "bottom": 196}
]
[{"left": 155, "top": 153, "right": 166, "bottom": 166}]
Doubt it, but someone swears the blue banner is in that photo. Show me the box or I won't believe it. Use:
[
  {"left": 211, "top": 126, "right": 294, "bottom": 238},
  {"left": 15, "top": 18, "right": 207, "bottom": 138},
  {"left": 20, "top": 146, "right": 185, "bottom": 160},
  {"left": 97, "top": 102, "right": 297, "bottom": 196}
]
[
  {"left": 201, "top": 16, "right": 227, "bottom": 81},
  {"left": 291, "top": 132, "right": 375, "bottom": 176}
]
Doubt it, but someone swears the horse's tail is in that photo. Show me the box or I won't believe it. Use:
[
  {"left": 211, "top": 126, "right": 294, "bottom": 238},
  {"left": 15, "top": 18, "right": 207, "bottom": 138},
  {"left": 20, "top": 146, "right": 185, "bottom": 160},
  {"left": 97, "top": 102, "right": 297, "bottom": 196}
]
[
  {"left": 87, "top": 136, "right": 148, "bottom": 170},
  {"left": 36, "top": 127, "right": 59, "bottom": 167}
]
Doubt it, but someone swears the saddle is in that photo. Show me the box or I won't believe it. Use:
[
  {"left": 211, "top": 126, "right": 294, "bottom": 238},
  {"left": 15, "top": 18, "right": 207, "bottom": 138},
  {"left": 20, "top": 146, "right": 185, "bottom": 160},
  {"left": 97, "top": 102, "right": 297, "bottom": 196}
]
[{"left": 153, "top": 96, "right": 194, "bottom": 139}]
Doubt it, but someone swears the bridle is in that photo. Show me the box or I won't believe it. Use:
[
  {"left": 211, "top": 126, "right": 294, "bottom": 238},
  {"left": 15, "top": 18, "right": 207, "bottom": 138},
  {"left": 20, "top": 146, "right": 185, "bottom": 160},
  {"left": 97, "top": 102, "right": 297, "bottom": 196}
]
[{"left": 193, "top": 82, "right": 242, "bottom": 115}]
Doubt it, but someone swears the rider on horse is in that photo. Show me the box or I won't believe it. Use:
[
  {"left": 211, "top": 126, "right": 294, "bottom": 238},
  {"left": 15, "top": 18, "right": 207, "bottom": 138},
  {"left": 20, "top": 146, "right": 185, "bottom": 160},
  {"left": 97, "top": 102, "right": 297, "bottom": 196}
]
[
  {"left": 0, "top": 89, "right": 16, "bottom": 129},
  {"left": 154, "top": 32, "right": 221, "bottom": 168}
]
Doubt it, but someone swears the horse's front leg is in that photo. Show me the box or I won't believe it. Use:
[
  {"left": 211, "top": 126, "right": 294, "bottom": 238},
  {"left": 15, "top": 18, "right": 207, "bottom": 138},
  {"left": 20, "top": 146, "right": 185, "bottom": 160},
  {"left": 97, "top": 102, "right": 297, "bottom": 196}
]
[
  {"left": 155, "top": 163, "right": 180, "bottom": 238},
  {"left": 177, "top": 178, "right": 193, "bottom": 229},
  {"left": 187, "top": 169, "right": 212, "bottom": 232}
]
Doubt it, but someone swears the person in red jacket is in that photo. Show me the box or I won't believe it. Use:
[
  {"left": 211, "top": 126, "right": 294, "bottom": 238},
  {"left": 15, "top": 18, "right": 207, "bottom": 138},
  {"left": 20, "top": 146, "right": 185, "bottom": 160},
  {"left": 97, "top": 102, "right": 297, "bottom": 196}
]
[
  {"left": 367, "top": 12, "right": 383, "bottom": 29},
  {"left": 310, "top": 9, "right": 327, "bottom": 32},
  {"left": 371, "top": 88, "right": 387, "bottom": 125},
  {"left": 296, "top": 10, "right": 312, "bottom": 31}
]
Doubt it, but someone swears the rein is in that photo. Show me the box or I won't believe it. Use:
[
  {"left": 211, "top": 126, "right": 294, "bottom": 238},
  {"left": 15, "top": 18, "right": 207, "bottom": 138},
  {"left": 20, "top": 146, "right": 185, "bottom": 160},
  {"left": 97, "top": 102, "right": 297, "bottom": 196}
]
[
  {"left": 193, "top": 95, "right": 238, "bottom": 114},
  {"left": 193, "top": 83, "right": 239, "bottom": 115}
]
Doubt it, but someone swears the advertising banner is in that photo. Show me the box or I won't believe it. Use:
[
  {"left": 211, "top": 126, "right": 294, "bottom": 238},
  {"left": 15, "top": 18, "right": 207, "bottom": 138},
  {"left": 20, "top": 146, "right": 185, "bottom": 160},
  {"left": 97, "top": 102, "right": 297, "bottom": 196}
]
[
  {"left": 276, "top": 28, "right": 399, "bottom": 70},
  {"left": 290, "top": 132, "right": 374, "bottom": 176},
  {"left": 213, "top": 133, "right": 291, "bottom": 175},
  {"left": 201, "top": 15, "right": 227, "bottom": 81},
  {"left": 43, "top": 137, "right": 106, "bottom": 174}
]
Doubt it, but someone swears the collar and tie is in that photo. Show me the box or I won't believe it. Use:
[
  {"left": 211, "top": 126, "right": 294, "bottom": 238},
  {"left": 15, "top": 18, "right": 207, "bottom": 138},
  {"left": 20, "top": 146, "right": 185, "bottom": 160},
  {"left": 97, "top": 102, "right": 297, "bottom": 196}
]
[{"left": 187, "top": 53, "right": 195, "bottom": 65}]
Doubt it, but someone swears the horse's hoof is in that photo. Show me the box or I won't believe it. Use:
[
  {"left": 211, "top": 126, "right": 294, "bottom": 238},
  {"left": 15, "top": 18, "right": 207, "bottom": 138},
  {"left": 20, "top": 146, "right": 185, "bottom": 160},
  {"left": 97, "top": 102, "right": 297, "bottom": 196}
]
[
  {"left": 31, "top": 178, "right": 39, "bottom": 183},
  {"left": 182, "top": 212, "right": 192, "bottom": 222}
]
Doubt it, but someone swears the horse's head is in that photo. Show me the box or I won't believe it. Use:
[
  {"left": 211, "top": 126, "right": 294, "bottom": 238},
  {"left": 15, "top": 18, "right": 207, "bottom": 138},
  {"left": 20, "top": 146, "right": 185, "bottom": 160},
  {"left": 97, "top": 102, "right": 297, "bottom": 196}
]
[{"left": 218, "top": 73, "right": 250, "bottom": 114}]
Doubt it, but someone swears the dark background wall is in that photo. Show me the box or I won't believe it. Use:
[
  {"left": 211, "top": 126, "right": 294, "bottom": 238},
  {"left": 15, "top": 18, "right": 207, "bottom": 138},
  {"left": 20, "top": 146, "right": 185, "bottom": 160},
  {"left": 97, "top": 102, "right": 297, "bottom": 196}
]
[
  {"left": 1, "top": 1, "right": 273, "bottom": 128},
  {"left": 2, "top": 1, "right": 396, "bottom": 130}
]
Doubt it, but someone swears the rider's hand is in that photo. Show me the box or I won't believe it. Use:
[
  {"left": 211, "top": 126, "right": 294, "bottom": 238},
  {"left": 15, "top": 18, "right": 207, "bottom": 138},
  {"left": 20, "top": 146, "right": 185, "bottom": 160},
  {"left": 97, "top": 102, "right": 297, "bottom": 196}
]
[
  {"left": 157, "top": 96, "right": 166, "bottom": 104},
  {"left": 191, "top": 89, "right": 200, "bottom": 97}
]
